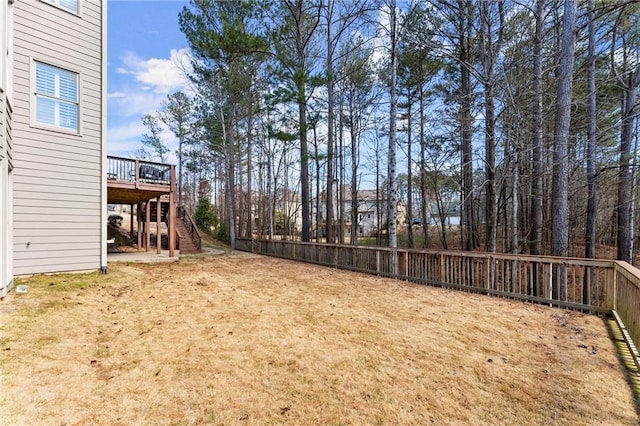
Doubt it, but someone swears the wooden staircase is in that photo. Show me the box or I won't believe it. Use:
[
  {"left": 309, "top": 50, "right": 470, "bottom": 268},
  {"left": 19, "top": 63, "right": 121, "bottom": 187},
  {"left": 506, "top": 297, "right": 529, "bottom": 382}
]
[{"left": 176, "top": 206, "right": 202, "bottom": 254}]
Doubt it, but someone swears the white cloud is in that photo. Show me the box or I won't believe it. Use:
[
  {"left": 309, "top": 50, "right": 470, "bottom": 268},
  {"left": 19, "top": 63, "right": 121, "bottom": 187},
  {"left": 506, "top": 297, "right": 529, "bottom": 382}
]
[
  {"left": 107, "top": 91, "right": 127, "bottom": 100},
  {"left": 120, "top": 48, "right": 192, "bottom": 94},
  {"left": 109, "top": 90, "right": 167, "bottom": 117},
  {"left": 107, "top": 48, "right": 193, "bottom": 159},
  {"left": 107, "top": 48, "right": 193, "bottom": 119},
  {"left": 108, "top": 121, "right": 146, "bottom": 142}
]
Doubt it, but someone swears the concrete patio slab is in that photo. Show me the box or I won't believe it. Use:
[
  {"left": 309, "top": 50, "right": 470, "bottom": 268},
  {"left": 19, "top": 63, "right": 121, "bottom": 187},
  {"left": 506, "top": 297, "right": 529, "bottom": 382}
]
[{"left": 108, "top": 250, "right": 179, "bottom": 264}]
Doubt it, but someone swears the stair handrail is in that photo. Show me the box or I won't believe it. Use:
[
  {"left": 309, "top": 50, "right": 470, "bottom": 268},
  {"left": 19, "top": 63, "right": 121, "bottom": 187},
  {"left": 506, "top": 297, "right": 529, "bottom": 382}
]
[{"left": 177, "top": 206, "right": 203, "bottom": 252}]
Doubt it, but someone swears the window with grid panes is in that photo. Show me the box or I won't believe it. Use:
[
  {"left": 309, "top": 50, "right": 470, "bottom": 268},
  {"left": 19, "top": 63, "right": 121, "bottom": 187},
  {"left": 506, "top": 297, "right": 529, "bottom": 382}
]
[{"left": 34, "top": 62, "right": 79, "bottom": 132}]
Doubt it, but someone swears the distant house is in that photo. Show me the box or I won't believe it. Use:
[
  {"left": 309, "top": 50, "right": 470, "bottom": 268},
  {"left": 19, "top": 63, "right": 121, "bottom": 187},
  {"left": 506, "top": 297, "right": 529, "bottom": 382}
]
[
  {"left": 1, "top": 0, "right": 106, "bottom": 297},
  {"left": 314, "top": 186, "right": 391, "bottom": 238},
  {"left": 429, "top": 200, "right": 461, "bottom": 227},
  {"left": 346, "top": 189, "right": 388, "bottom": 237}
]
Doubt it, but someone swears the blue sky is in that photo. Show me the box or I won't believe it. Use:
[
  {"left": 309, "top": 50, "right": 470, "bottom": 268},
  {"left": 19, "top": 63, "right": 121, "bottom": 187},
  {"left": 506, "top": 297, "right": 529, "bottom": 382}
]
[{"left": 107, "top": 0, "right": 191, "bottom": 159}]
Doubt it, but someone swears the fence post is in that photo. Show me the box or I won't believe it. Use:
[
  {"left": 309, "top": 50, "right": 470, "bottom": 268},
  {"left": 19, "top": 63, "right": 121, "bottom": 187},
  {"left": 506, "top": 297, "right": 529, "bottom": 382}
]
[
  {"left": 486, "top": 257, "right": 491, "bottom": 290},
  {"left": 403, "top": 250, "right": 409, "bottom": 279},
  {"left": 352, "top": 246, "right": 356, "bottom": 269},
  {"left": 391, "top": 248, "right": 399, "bottom": 278},
  {"left": 612, "top": 265, "right": 618, "bottom": 311}
]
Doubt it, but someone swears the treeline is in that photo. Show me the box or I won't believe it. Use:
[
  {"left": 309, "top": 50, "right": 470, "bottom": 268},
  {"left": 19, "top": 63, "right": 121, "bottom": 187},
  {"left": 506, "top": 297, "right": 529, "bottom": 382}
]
[{"left": 138, "top": 0, "right": 640, "bottom": 263}]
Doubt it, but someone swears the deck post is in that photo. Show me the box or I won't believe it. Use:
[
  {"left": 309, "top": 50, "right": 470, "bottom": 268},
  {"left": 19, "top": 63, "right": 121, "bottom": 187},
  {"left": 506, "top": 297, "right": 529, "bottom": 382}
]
[
  {"left": 134, "top": 159, "right": 140, "bottom": 189},
  {"left": 130, "top": 204, "right": 134, "bottom": 243},
  {"left": 156, "top": 196, "right": 161, "bottom": 254},
  {"left": 145, "top": 201, "right": 151, "bottom": 252},
  {"left": 137, "top": 202, "right": 142, "bottom": 249},
  {"left": 168, "top": 165, "right": 176, "bottom": 257}
]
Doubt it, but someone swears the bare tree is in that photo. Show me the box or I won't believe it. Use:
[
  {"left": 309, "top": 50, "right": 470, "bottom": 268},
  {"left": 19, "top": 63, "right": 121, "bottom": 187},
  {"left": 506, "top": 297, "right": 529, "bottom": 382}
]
[
  {"left": 530, "top": 0, "right": 545, "bottom": 256},
  {"left": 612, "top": 5, "right": 640, "bottom": 262},
  {"left": 479, "top": 0, "right": 504, "bottom": 252},
  {"left": 322, "top": 0, "right": 374, "bottom": 244},
  {"left": 159, "top": 91, "right": 193, "bottom": 207},
  {"left": 585, "top": 0, "right": 597, "bottom": 260},
  {"left": 141, "top": 114, "right": 169, "bottom": 163},
  {"left": 325, "top": 0, "right": 337, "bottom": 244},
  {"left": 450, "top": 0, "right": 478, "bottom": 251},
  {"left": 278, "top": 0, "right": 323, "bottom": 242}
]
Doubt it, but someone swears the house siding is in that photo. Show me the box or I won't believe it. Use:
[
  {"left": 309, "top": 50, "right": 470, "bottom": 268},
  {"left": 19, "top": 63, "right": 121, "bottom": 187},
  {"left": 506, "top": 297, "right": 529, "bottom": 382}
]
[
  {"left": 0, "top": 90, "right": 12, "bottom": 296},
  {"left": 12, "top": 0, "right": 103, "bottom": 275},
  {"left": 1, "top": 0, "right": 14, "bottom": 297}
]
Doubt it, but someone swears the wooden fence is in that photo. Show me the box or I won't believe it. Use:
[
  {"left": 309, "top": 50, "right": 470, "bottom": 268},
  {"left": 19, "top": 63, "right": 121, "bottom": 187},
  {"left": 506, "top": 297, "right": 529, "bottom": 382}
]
[{"left": 236, "top": 238, "right": 640, "bottom": 369}]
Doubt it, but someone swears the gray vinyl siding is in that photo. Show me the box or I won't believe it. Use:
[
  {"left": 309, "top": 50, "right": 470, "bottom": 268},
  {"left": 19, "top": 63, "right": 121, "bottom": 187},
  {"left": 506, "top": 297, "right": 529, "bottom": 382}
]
[
  {"left": 12, "top": 0, "right": 103, "bottom": 275},
  {"left": 1, "top": 0, "right": 13, "bottom": 297},
  {"left": 1, "top": 90, "right": 12, "bottom": 296},
  {"left": 0, "top": 93, "right": 4, "bottom": 153}
]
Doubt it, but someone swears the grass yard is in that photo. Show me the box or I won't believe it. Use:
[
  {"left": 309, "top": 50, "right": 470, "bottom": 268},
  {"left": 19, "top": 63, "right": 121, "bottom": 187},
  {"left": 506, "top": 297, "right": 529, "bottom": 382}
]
[{"left": 0, "top": 252, "right": 638, "bottom": 425}]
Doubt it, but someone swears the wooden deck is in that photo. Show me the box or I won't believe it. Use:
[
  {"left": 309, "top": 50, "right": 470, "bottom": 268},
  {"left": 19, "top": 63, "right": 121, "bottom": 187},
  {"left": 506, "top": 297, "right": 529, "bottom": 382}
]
[
  {"left": 107, "top": 156, "right": 173, "bottom": 205},
  {"left": 107, "top": 156, "right": 177, "bottom": 256}
]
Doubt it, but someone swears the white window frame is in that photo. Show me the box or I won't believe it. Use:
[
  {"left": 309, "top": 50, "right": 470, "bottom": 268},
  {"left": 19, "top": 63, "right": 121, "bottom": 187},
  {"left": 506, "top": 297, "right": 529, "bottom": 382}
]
[
  {"left": 31, "top": 60, "right": 80, "bottom": 135},
  {"left": 41, "top": 0, "right": 79, "bottom": 15}
]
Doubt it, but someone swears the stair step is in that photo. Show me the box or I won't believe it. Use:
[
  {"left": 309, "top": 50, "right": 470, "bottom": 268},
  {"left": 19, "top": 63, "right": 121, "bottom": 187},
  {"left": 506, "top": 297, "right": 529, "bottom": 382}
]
[{"left": 175, "top": 215, "right": 202, "bottom": 254}]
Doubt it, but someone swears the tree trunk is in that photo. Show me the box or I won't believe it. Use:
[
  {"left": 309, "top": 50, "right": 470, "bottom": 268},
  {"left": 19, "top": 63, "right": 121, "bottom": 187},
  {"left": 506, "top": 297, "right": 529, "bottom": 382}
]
[
  {"left": 314, "top": 126, "right": 321, "bottom": 242},
  {"left": 511, "top": 143, "right": 519, "bottom": 253},
  {"left": 388, "top": 0, "right": 398, "bottom": 249},
  {"left": 551, "top": 0, "right": 577, "bottom": 300},
  {"left": 459, "top": 0, "right": 476, "bottom": 251},
  {"left": 350, "top": 90, "right": 358, "bottom": 246},
  {"left": 338, "top": 89, "right": 345, "bottom": 244},
  {"left": 284, "top": 152, "right": 290, "bottom": 239},
  {"left": 325, "top": 0, "right": 335, "bottom": 244},
  {"left": 286, "top": 0, "right": 319, "bottom": 243},
  {"left": 375, "top": 132, "right": 382, "bottom": 245},
  {"left": 585, "top": 1, "right": 597, "bottom": 260},
  {"left": 530, "top": 0, "right": 544, "bottom": 256},
  {"left": 407, "top": 99, "right": 414, "bottom": 248},
  {"left": 298, "top": 92, "right": 310, "bottom": 242},
  {"left": 245, "top": 95, "right": 254, "bottom": 239},
  {"left": 419, "top": 80, "right": 428, "bottom": 248},
  {"left": 221, "top": 107, "right": 236, "bottom": 249},
  {"left": 632, "top": 120, "right": 640, "bottom": 262},
  {"left": 617, "top": 67, "right": 640, "bottom": 262},
  {"left": 479, "top": 1, "right": 502, "bottom": 253},
  {"left": 267, "top": 152, "right": 274, "bottom": 240},
  {"left": 257, "top": 150, "right": 264, "bottom": 239}
]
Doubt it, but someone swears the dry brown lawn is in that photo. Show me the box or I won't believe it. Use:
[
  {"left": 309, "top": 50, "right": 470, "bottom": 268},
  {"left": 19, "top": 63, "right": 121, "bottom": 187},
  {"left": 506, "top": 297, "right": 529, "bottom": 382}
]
[{"left": 0, "top": 252, "right": 638, "bottom": 425}]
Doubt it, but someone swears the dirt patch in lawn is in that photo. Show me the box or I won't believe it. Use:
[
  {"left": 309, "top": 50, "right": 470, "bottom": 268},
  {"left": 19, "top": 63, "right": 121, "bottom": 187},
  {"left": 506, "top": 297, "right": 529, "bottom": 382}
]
[{"left": 0, "top": 253, "right": 638, "bottom": 425}]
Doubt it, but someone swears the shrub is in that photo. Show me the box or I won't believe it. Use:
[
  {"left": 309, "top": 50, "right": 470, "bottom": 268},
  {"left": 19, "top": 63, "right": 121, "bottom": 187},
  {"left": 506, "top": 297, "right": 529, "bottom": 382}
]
[
  {"left": 216, "top": 223, "right": 228, "bottom": 243},
  {"left": 193, "top": 198, "right": 218, "bottom": 234}
]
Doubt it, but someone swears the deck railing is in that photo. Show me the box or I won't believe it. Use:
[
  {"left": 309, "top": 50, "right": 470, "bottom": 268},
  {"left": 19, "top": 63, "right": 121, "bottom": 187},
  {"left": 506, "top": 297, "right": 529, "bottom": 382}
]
[
  {"left": 612, "top": 261, "right": 640, "bottom": 365},
  {"left": 107, "top": 155, "right": 172, "bottom": 186},
  {"left": 236, "top": 238, "right": 640, "bottom": 368}
]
